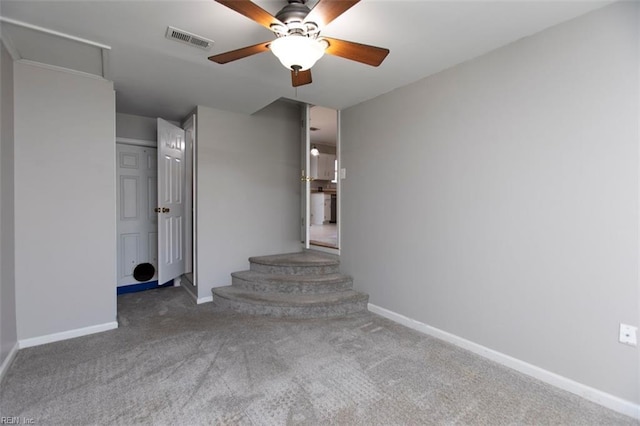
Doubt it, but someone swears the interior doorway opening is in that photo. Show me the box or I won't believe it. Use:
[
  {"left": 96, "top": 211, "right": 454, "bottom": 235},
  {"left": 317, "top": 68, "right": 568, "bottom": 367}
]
[
  {"left": 115, "top": 115, "right": 197, "bottom": 294},
  {"left": 308, "top": 106, "right": 339, "bottom": 250}
]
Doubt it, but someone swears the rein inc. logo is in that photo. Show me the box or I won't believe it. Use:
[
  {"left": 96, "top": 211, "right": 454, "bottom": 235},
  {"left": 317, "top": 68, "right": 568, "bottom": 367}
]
[{"left": 0, "top": 418, "right": 35, "bottom": 425}]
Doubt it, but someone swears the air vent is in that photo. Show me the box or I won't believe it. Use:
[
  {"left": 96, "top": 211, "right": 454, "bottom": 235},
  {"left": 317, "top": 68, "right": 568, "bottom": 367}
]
[{"left": 165, "top": 26, "right": 213, "bottom": 50}]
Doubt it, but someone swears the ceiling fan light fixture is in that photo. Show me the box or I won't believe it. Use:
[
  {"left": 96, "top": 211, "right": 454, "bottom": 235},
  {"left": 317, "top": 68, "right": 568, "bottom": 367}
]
[
  {"left": 310, "top": 145, "right": 320, "bottom": 156},
  {"left": 270, "top": 35, "right": 327, "bottom": 71}
]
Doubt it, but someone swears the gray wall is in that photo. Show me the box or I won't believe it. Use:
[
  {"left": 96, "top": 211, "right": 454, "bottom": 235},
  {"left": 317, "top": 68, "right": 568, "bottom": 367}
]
[
  {"left": 14, "top": 61, "right": 117, "bottom": 340},
  {"left": 116, "top": 113, "right": 157, "bottom": 142},
  {"left": 195, "top": 101, "right": 302, "bottom": 299},
  {"left": 0, "top": 41, "right": 17, "bottom": 367},
  {"left": 116, "top": 112, "right": 180, "bottom": 142},
  {"left": 341, "top": 2, "right": 639, "bottom": 403}
]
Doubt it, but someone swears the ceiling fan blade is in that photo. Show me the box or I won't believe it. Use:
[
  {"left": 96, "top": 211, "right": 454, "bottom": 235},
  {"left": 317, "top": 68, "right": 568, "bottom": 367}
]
[
  {"left": 323, "top": 37, "right": 389, "bottom": 67},
  {"left": 208, "top": 41, "right": 271, "bottom": 64},
  {"left": 291, "top": 69, "right": 312, "bottom": 87},
  {"left": 304, "top": 0, "right": 360, "bottom": 28},
  {"left": 215, "top": 0, "right": 284, "bottom": 30}
]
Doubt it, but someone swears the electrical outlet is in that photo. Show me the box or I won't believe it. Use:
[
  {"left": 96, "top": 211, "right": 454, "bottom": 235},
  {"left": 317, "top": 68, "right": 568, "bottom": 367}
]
[{"left": 619, "top": 323, "right": 637, "bottom": 346}]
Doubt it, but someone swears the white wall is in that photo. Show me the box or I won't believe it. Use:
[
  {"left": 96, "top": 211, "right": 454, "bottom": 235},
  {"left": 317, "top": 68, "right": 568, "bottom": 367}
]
[
  {"left": 14, "top": 61, "right": 117, "bottom": 341},
  {"left": 196, "top": 101, "right": 301, "bottom": 299},
  {"left": 341, "top": 2, "right": 639, "bottom": 405},
  {"left": 0, "top": 41, "right": 18, "bottom": 369}
]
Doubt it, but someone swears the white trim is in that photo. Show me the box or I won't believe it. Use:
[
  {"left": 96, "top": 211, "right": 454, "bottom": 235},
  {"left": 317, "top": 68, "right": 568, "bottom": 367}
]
[
  {"left": 0, "top": 17, "right": 111, "bottom": 50},
  {"left": 636, "top": 1, "right": 640, "bottom": 413},
  {"left": 188, "top": 114, "right": 198, "bottom": 288},
  {"left": 18, "top": 322, "right": 118, "bottom": 349},
  {"left": 182, "top": 114, "right": 197, "bottom": 287},
  {"left": 0, "top": 343, "right": 19, "bottom": 384},
  {"left": 308, "top": 244, "right": 339, "bottom": 255},
  {"left": 101, "top": 48, "right": 110, "bottom": 80},
  {"left": 0, "top": 36, "right": 20, "bottom": 61},
  {"left": 181, "top": 284, "right": 211, "bottom": 304},
  {"left": 302, "top": 104, "right": 311, "bottom": 249},
  {"left": 17, "top": 59, "right": 108, "bottom": 82},
  {"left": 197, "top": 295, "right": 213, "bottom": 305},
  {"left": 115, "top": 137, "right": 156, "bottom": 148},
  {"left": 336, "top": 109, "right": 342, "bottom": 253},
  {"left": 368, "top": 303, "right": 640, "bottom": 420}
]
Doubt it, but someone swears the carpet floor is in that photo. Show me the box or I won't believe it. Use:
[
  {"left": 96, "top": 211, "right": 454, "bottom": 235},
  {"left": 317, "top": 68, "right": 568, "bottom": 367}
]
[{"left": 1, "top": 287, "right": 637, "bottom": 425}]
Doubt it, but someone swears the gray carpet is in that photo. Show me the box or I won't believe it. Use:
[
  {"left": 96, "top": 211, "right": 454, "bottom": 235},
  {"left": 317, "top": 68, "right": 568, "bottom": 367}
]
[{"left": 1, "top": 287, "right": 636, "bottom": 425}]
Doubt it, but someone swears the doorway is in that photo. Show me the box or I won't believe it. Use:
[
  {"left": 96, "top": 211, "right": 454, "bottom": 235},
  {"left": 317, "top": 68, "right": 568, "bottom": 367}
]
[
  {"left": 115, "top": 117, "right": 196, "bottom": 293},
  {"left": 116, "top": 143, "right": 159, "bottom": 287},
  {"left": 308, "top": 106, "right": 339, "bottom": 250}
]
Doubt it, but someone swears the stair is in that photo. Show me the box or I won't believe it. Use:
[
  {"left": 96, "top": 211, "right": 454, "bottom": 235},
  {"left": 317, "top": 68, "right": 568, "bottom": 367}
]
[{"left": 212, "top": 251, "right": 369, "bottom": 318}]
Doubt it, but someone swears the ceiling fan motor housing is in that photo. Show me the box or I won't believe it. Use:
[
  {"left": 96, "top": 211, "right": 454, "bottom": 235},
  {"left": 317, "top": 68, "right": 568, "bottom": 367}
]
[{"left": 276, "top": 1, "right": 311, "bottom": 24}]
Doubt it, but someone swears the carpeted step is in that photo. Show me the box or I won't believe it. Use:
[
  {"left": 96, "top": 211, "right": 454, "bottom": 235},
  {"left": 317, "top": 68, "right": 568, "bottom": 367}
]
[
  {"left": 212, "top": 250, "right": 369, "bottom": 319},
  {"left": 211, "top": 286, "right": 369, "bottom": 318},
  {"left": 232, "top": 270, "right": 354, "bottom": 294},
  {"left": 249, "top": 251, "right": 340, "bottom": 275}
]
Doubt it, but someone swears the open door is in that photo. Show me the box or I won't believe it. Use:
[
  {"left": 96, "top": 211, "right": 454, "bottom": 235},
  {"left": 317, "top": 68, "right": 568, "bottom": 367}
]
[
  {"left": 157, "top": 118, "right": 186, "bottom": 284},
  {"left": 301, "top": 104, "right": 311, "bottom": 249},
  {"left": 306, "top": 106, "right": 340, "bottom": 251}
]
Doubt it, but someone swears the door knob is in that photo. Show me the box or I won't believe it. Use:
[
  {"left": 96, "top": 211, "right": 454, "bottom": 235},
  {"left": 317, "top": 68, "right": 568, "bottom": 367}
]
[
  {"left": 154, "top": 207, "right": 161, "bottom": 213},
  {"left": 162, "top": 207, "right": 170, "bottom": 213}
]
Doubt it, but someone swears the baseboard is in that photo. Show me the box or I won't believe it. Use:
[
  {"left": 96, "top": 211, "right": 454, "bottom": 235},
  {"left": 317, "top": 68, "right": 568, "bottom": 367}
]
[
  {"left": 18, "top": 322, "right": 118, "bottom": 349},
  {"left": 181, "top": 284, "right": 213, "bottom": 305},
  {"left": 0, "top": 342, "right": 19, "bottom": 384},
  {"left": 197, "top": 295, "right": 213, "bottom": 304},
  {"left": 368, "top": 303, "right": 640, "bottom": 420}
]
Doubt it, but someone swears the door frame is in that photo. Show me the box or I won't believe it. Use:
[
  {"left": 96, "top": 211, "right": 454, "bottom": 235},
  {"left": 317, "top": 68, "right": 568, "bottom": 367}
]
[
  {"left": 115, "top": 125, "right": 197, "bottom": 290},
  {"left": 183, "top": 114, "right": 198, "bottom": 289},
  {"left": 302, "top": 106, "right": 341, "bottom": 255},
  {"left": 301, "top": 104, "right": 311, "bottom": 249}
]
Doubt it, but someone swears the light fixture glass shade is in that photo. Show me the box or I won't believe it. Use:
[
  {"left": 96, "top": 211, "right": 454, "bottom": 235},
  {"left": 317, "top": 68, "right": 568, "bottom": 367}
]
[
  {"left": 310, "top": 145, "right": 320, "bottom": 156},
  {"left": 270, "top": 36, "right": 326, "bottom": 71}
]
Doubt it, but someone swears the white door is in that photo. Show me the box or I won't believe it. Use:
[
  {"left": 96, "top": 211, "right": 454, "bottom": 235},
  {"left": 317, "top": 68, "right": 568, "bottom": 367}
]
[
  {"left": 116, "top": 144, "right": 158, "bottom": 286},
  {"left": 157, "top": 118, "right": 186, "bottom": 284},
  {"left": 301, "top": 104, "right": 311, "bottom": 249}
]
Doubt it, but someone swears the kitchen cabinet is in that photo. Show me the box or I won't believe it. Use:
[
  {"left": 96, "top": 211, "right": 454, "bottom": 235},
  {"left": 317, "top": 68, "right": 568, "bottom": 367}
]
[{"left": 310, "top": 153, "right": 336, "bottom": 181}]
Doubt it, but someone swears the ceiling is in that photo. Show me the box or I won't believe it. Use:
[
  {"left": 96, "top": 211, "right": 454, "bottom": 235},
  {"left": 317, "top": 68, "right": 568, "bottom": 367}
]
[
  {"left": 0, "top": 0, "right": 611, "bottom": 122},
  {"left": 310, "top": 105, "right": 337, "bottom": 145}
]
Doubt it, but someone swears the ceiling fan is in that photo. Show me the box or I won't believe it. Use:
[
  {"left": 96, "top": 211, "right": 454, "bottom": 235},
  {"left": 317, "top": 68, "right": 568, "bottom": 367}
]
[{"left": 208, "top": 0, "right": 390, "bottom": 87}]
